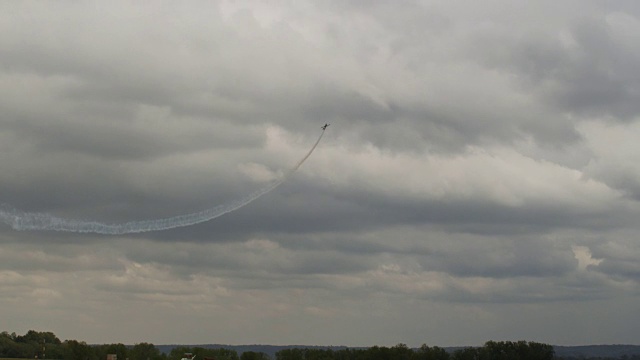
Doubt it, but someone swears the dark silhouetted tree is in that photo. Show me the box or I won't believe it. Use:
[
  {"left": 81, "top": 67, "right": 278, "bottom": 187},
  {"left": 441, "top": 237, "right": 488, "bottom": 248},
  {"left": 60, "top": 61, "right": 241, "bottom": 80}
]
[
  {"left": 64, "top": 339, "right": 97, "bottom": 360},
  {"left": 413, "top": 345, "right": 450, "bottom": 360},
  {"left": 241, "top": 351, "right": 271, "bottom": 360},
  {"left": 130, "top": 342, "right": 164, "bottom": 360},
  {"left": 276, "top": 348, "right": 305, "bottom": 360},
  {"left": 451, "top": 347, "right": 479, "bottom": 360}
]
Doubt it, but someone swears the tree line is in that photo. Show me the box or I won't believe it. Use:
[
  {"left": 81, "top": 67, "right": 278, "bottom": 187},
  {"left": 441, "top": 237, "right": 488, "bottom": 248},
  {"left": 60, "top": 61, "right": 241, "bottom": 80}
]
[
  {"left": 9, "top": 329, "right": 637, "bottom": 360},
  {"left": 272, "top": 342, "right": 554, "bottom": 360},
  {"left": 0, "top": 331, "right": 163, "bottom": 360}
]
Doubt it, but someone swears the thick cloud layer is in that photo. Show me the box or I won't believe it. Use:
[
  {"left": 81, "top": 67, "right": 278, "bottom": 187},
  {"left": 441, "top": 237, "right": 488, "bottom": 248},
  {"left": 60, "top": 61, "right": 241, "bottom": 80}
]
[{"left": 1, "top": 0, "right": 640, "bottom": 347}]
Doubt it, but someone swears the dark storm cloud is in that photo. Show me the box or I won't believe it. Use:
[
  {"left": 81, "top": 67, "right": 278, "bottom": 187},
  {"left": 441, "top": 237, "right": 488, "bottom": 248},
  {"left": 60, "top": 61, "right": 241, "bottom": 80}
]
[
  {"left": 595, "top": 259, "right": 640, "bottom": 281},
  {"left": 174, "top": 157, "right": 626, "bottom": 240},
  {"left": 474, "top": 12, "right": 640, "bottom": 120},
  {"left": 423, "top": 236, "right": 576, "bottom": 279},
  {"left": 593, "top": 170, "right": 640, "bottom": 201}
]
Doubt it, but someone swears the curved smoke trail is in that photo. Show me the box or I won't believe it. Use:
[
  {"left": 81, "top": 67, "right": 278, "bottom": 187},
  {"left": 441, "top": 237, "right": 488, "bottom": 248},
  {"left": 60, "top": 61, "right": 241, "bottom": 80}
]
[{"left": 0, "top": 130, "right": 325, "bottom": 235}]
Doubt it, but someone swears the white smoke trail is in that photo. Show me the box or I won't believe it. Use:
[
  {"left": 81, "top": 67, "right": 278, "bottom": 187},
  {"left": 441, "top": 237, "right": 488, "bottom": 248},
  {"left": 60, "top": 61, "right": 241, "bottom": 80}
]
[{"left": 0, "top": 130, "right": 325, "bottom": 235}]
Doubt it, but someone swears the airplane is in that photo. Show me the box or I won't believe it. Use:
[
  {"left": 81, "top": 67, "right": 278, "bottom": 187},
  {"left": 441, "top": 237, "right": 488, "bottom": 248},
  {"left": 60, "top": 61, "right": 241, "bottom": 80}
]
[{"left": 321, "top": 123, "right": 330, "bottom": 130}]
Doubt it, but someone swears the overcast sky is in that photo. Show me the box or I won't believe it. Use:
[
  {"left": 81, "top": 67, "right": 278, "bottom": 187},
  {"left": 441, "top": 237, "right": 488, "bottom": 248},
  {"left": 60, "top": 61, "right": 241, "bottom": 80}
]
[{"left": 2, "top": 0, "right": 640, "bottom": 348}]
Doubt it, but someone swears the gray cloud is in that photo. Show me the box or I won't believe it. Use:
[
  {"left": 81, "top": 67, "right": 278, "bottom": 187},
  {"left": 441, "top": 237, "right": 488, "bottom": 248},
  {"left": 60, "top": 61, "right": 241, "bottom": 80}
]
[{"left": 1, "top": 0, "right": 640, "bottom": 348}]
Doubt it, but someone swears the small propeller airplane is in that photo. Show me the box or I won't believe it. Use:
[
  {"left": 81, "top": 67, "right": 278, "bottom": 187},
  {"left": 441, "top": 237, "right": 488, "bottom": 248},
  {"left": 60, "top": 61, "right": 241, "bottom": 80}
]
[{"left": 321, "top": 123, "right": 330, "bottom": 130}]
